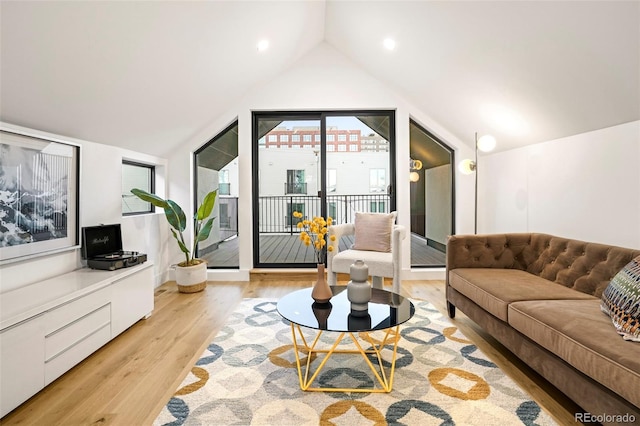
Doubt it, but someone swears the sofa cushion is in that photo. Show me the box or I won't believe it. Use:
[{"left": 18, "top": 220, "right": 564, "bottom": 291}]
[
  {"left": 601, "top": 255, "right": 640, "bottom": 342},
  {"left": 508, "top": 299, "right": 640, "bottom": 409},
  {"left": 448, "top": 268, "right": 595, "bottom": 321}
]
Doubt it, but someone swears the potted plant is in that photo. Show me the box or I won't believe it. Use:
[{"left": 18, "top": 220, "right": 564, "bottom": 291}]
[{"left": 131, "top": 188, "right": 217, "bottom": 293}]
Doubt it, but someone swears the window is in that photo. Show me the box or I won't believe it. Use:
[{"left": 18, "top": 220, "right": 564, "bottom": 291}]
[
  {"left": 281, "top": 135, "right": 289, "bottom": 142},
  {"left": 219, "top": 169, "right": 230, "bottom": 195},
  {"left": 349, "top": 134, "right": 358, "bottom": 141},
  {"left": 370, "top": 201, "right": 386, "bottom": 212},
  {"left": 286, "top": 169, "right": 306, "bottom": 194},
  {"left": 122, "top": 161, "right": 154, "bottom": 215},
  {"left": 252, "top": 110, "right": 396, "bottom": 268},
  {"left": 287, "top": 202, "right": 305, "bottom": 227},
  {"left": 370, "top": 169, "right": 386, "bottom": 193},
  {"left": 292, "top": 135, "right": 300, "bottom": 142},
  {"left": 194, "top": 120, "right": 239, "bottom": 268},
  {"left": 328, "top": 202, "right": 337, "bottom": 219},
  {"left": 268, "top": 135, "right": 277, "bottom": 142}
]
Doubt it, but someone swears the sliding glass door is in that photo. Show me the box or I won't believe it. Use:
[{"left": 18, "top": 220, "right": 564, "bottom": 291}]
[{"left": 253, "top": 111, "right": 395, "bottom": 268}]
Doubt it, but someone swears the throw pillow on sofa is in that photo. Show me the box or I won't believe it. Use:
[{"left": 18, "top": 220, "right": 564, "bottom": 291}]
[{"left": 601, "top": 255, "right": 640, "bottom": 342}]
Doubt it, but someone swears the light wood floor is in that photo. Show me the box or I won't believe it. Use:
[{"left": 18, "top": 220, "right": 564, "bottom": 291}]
[{"left": 1, "top": 275, "right": 583, "bottom": 425}]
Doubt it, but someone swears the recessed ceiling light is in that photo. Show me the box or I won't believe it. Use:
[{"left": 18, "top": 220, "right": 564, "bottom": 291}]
[
  {"left": 383, "top": 38, "right": 396, "bottom": 50},
  {"left": 257, "top": 39, "right": 269, "bottom": 52}
]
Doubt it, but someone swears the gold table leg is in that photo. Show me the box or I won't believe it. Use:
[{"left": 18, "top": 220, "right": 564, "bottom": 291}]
[{"left": 289, "top": 324, "right": 401, "bottom": 393}]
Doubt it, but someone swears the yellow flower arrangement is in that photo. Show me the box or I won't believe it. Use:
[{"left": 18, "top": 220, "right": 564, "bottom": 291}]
[{"left": 292, "top": 211, "right": 337, "bottom": 264}]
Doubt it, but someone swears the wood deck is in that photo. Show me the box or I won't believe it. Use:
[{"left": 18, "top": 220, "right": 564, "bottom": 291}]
[{"left": 202, "top": 233, "right": 446, "bottom": 267}]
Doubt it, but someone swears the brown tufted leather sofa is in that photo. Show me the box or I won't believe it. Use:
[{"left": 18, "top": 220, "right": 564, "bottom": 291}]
[{"left": 446, "top": 233, "right": 640, "bottom": 424}]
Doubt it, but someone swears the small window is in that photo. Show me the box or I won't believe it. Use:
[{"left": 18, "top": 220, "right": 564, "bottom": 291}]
[
  {"left": 122, "top": 161, "right": 155, "bottom": 215},
  {"left": 338, "top": 134, "right": 347, "bottom": 142},
  {"left": 349, "top": 134, "right": 358, "bottom": 141}
]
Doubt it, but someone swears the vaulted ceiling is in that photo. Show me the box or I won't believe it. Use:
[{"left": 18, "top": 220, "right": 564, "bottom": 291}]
[{"left": 1, "top": 1, "right": 638, "bottom": 157}]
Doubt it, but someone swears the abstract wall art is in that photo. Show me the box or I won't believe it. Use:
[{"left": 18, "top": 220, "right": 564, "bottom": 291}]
[{"left": 0, "top": 131, "right": 80, "bottom": 262}]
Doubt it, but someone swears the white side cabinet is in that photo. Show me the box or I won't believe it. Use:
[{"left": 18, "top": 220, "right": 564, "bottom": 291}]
[
  {"left": 0, "top": 263, "right": 154, "bottom": 418},
  {"left": 0, "top": 316, "right": 45, "bottom": 418}
]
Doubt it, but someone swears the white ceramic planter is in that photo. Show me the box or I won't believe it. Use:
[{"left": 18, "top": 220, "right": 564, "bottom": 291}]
[{"left": 175, "top": 260, "right": 207, "bottom": 293}]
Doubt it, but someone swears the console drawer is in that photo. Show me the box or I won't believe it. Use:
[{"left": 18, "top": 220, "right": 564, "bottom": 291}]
[
  {"left": 44, "top": 287, "right": 111, "bottom": 335},
  {"left": 45, "top": 304, "right": 111, "bottom": 361},
  {"left": 44, "top": 321, "right": 111, "bottom": 385}
]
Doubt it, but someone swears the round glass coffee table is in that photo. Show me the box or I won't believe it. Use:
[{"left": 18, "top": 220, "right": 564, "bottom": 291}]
[{"left": 277, "top": 285, "right": 415, "bottom": 393}]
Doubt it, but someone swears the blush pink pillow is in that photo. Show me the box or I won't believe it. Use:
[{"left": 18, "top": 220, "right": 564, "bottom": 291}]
[{"left": 352, "top": 212, "right": 396, "bottom": 252}]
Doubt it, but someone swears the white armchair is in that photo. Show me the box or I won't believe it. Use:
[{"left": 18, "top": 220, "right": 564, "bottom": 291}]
[{"left": 327, "top": 221, "right": 406, "bottom": 294}]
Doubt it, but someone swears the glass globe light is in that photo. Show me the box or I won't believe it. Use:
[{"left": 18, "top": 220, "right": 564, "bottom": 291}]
[{"left": 477, "top": 135, "right": 496, "bottom": 152}]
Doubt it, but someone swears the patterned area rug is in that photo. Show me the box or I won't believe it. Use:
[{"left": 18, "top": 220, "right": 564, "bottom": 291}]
[{"left": 154, "top": 298, "right": 557, "bottom": 425}]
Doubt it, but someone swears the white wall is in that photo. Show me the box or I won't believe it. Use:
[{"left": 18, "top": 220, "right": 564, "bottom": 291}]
[
  {"left": 0, "top": 122, "right": 169, "bottom": 292},
  {"left": 479, "top": 120, "right": 640, "bottom": 249},
  {"left": 167, "top": 42, "right": 473, "bottom": 281}
]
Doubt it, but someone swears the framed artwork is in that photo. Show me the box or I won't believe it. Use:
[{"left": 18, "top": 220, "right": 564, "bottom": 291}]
[{"left": 0, "top": 130, "right": 80, "bottom": 262}]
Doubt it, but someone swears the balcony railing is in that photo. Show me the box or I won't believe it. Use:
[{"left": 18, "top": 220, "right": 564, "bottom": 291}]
[
  {"left": 205, "top": 194, "right": 391, "bottom": 240},
  {"left": 258, "top": 194, "right": 391, "bottom": 233}
]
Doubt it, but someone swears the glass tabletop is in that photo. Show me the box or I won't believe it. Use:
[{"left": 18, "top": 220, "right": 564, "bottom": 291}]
[{"left": 277, "top": 286, "right": 415, "bottom": 332}]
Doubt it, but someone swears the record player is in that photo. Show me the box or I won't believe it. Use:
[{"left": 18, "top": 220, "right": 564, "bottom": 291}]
[{"left": 82, "top": 224, "right": 147, "bottom": 271}]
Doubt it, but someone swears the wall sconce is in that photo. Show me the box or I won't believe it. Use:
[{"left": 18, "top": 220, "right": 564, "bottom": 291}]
[
  {"left": 458, "top": 133, "right": 497, "bottom": 233},
  {"left": 409, "top": 158, "right": 422, "bottom": 182}
]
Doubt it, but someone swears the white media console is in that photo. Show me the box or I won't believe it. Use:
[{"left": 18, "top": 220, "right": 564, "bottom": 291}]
[{"left": 0, "top": 262, "right": 154, "bottom": 418}]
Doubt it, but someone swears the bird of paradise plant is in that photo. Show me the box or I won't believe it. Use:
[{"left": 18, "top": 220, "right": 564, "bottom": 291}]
[{"left": 292, "top": 211, "right": 336, "bottom": 264}]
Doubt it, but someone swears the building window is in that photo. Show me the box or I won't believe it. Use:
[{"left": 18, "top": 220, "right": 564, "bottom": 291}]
[
  {"left": 314, "top": 134, "right": 320, "bottom": 142},
  {"left": 327, "top": 134, "right": 335, "bottom": 142},
  {"left": 370, "top": 168, "right": 386, "bottom": 193},
  {"left": 338, "top": 144, "right": 347, "bottom": 152},
  {"left": 370, "top": 201, "right": 386, "bottom": 212},
  {"left": 327, "top": 144, "right": 335, "bottom": 152},
  {"left": 219, "top": 169, "right": 230, "bottom": 195},
  {"left": 280, "top": 135, "right": 289, "bottom": 142},
  {"left": 269, "top": 135, "right": 277, "bottom": 142},
  {"left": 349, "top": 134, "right": 358, "bottom": 141},
  {"left": 303, "top": 134, "right": 312, "bottom": 142},
  {"left": 287, "top": 202, "right": 305, "bottom": 227},
  {"left": 122, "top": 161, "right": 154, "bottom": 215},
  {"left": 285, "top": 170, "right": 306, "bottom": 194},
  {"left": 338, "top": 134, "right": 347, "bottom": 142},
  {"left": 292, "top": 134, "right": 300, "bottom": 142},
  {"left": 349, "top": 144, "right": 358, "bottom": 151}
]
